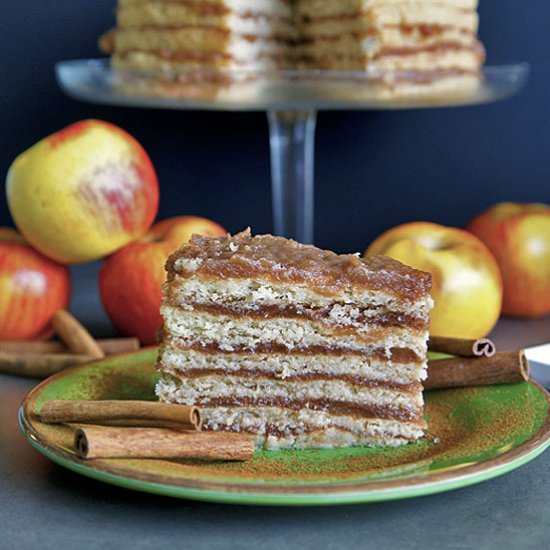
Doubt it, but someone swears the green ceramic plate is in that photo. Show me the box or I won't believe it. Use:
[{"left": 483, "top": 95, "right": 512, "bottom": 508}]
[{"left": 19, "top": 348, "right": 550, "bottom": 506}]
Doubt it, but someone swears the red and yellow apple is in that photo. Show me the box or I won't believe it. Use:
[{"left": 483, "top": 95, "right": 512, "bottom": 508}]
[
  {"left": 365, "top": 221, "right": 503, "bottom": 339},
  {"left": 467, "top": 202, "right": 550, "bottom": 318},
  {"left": 0, "top": 227, "right": 71, "bottom": 340},
  {"left": 6, "top": 119, "right": 159, "bottom": 264},
  {"left": 99, "top": 216, "right": 227, "bottom": 345}
]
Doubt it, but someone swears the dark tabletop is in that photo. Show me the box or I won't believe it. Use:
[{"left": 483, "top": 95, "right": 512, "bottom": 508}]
[{"left": 1, "top": 262, "right": 549, "bottom": 550}]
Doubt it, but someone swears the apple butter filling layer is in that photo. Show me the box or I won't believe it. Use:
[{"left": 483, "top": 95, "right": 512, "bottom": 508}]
[
  {"left": 166, "top": 276, "right": 433, "bottom": 317},
  {"left": 156, "top": 378, "right": 426, "bottom": 449},
  {"left": 157, "top": 374, "right": 423, "bottom": 415},
  {"left": 158, "top": 346, "right": 427, "bottom": 385},
  {"left": 165, "top": 301, "right": 429, "bottom": 331},
  {"left": 161, "top": 307, "right": 428, "bottom": 356},
  {"left": 161, "top": 339, "right": 423, "bottom": 364}
]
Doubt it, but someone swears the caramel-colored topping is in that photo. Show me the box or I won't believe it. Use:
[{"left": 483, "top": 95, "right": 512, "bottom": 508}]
[
  {"left": 196, "top": 396, "right": 422, "bottom": 423},
  {"left": 167, "top": 230, "right": 432, "bottom": 300},
  {"left": 160, "top": 365, "right": 423, "bottom": 393}
]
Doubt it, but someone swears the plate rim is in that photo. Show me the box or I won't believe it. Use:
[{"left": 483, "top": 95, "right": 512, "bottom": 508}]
[
  {"left": 54, "top": 58, "right": 530, "bottom": 112},
  {"left": 18, "top": 351, "right": 550, "bottom": 506}
]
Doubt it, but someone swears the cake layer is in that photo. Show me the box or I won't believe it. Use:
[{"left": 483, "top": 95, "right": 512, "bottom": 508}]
[
  {"left": 153, "top": 388, "right": 424, "bottom": 449},
  {"left": 302, "top": 47, "right": 482, "bottom": 73},
  {"left": 162, "top": 339, "right": 422, "bottom": 362},
  {"left": 369, "top": 48, "right": 481, "bottom": 73},
  {"left": 196, "top": 407, "right": 424, "bottom": 449},
  {"left": 296, "top": 0, "right": 479, "bottom": 20},
  {"left": 199, "top": 407, "right": 425, "bottom": 449},
  {"left": 161, "top": 365, "right": 423, "bottom": 392},
  {"left": 166, "top": 301, "right": 429, "bottom": 332},
  {"left": 112, "top": 50, "right": 284, "bottom": 71},
  {"left": 118, "top": 0, "right": 294, "bottom": 31},
  {"left": 158, "top": 347, "right": 427, "bottom": 385},
  {"left": 166, "top": 275, "right": 433, "bottom": 315},
  {"left": 299, "top": 22, "right": 477, "bottom": 46},
  {"left": 161, "top": 307, "right": 428, "bottom": 355},
  {"left": 156, "top": 373, "right": 423, "bottom": 421},
  {"left": 114, "top": 28, "right": 290, "bottom": 59},
  {"left": 371, "top": 71, "right": 480, "bottom": 98},
  {"left": 118, "top": 0, "right": 293, "bottom": 14}
]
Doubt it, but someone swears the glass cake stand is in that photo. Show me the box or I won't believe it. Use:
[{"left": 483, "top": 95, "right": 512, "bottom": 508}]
[{"left": 55, "top": 59, "right": 528, "bottom": 244}]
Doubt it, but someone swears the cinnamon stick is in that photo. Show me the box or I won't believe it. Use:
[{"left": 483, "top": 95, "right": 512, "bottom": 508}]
[
  {"left": 428, "top": 336, "right": 496, "bottom": 358},
  {"left": 52, "top": 310, "right": 104, "bottom": 359},
  {"left": 0, "top": 352, "right": 96, "bottom": 378},
  {"left": 0, "top": 337, "right": 140, "bottom": 355},
  {"left": 425, "top": 350, "right": 529, "bottom": 390},
  {"left": 39, "top": 400, "right": 202, "bottom": 431},
  {"left": 74, "top": 426, "right": 254, "bottom": 461}
]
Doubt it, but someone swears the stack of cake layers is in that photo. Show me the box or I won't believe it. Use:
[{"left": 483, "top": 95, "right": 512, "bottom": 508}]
[
  {"left": 295, "top": 0, "right": 484, "bottom": 94},
  {"left": 105, "top": 0, "right": 484, "bottom": 97},
  {"left": 110, "top": 0, "right": 297, "bottom": 74},
  {"left": 156, "top": 230, "right": 433, "bottom": 450}
]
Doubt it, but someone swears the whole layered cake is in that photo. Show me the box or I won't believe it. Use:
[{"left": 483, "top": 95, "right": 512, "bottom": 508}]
[
  {"left": 102, "top": 0, "right": 485, "bottom": 97},
  {"left": 156, "top": 230, "right": 433, "bottom": 450}
]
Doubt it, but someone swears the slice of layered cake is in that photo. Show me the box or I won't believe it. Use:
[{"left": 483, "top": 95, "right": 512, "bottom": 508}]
[{"left": 156, "top": 230, "right": 433, "bottom": 450}]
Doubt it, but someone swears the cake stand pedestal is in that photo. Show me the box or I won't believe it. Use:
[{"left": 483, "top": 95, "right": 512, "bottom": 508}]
[{"left": 56, "top": 60, "right": 528, "bottom": 244}]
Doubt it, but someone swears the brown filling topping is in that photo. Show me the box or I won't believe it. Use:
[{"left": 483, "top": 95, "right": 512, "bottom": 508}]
[
  {"left": 161, "top": 365, "right": 423, "bottom": 393},
  {"left": 168, "top": 230, "right": 432, "bottom": 300},
  {"left": 197, "top": 396, "right": 422, "bottom": 423}
]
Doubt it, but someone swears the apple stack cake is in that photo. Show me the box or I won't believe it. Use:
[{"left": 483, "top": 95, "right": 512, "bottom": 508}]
[
  {"left": 155, "top": 230, "right": 433, "bottom": 450},
  {"left": 102, "top": 0, "right": 484, "bottom": 98}
]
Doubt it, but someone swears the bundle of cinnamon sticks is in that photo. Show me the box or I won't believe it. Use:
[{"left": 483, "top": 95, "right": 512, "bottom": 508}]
[
  {"left": 0, "top": 310, "right": 140, "bottom": 378},
  {"left": 426, "top": 335, "right": 529, "bottom": 389}
]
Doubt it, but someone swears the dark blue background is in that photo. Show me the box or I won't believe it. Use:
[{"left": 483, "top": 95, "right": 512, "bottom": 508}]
[{"left": 1, "top": 1, "right": 548, "bottom": 254}]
